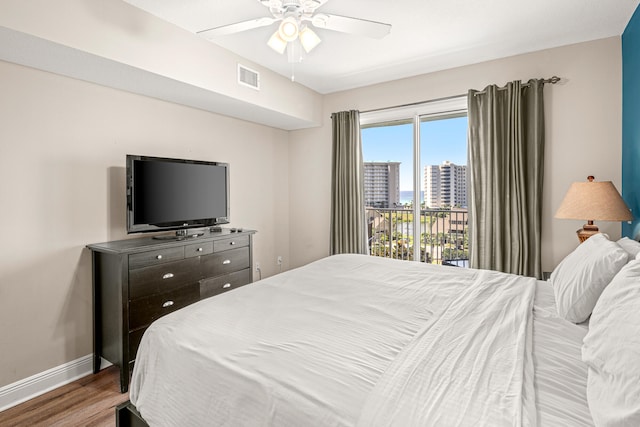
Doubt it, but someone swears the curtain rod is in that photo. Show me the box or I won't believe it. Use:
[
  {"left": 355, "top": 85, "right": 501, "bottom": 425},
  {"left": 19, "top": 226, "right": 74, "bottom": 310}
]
[
  {"left": 472, "top": 76, "right": 561, "bottom": 96},
  {"left": 360, "top": 93, "right": 466, "bottom": 115},
  {"left": 358, "top": 77, "right": 560, "bottom": 114},
  {"left": 336, "top": 76, "right": 561, "bottom": 117}
]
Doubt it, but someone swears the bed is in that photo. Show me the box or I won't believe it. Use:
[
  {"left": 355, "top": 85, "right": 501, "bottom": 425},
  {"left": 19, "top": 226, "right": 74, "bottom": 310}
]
[{"left": 123, "top": 234, "right": 640, "bottom": 426}]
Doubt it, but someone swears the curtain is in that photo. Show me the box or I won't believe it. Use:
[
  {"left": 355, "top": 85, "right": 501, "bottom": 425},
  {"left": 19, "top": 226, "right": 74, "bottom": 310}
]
[
  {"left": 467, "top": 80, "right": 545, "bottom": 278},
  {"left": 330, "top": 110, "right": 368, "bottom": 255}
]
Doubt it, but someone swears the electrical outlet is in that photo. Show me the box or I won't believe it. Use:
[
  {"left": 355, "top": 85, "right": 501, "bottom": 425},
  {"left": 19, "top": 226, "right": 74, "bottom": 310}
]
[
  {"left": 255, "top": 262, "right": 260, "bottom": 271},
  {"left": 277, "top": 256, "right": 283, "bottom": 265}
]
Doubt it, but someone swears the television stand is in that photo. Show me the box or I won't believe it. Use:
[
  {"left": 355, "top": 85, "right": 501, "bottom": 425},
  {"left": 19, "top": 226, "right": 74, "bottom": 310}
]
[
  {"left": 87, "top": 228, "right": 256, "bottom": 392},
  {"left": 152, "top": 229, "right": 205, "bottom": 240},
  {"left": 176, "top": 228, "right": 206, "bottom": 238}
]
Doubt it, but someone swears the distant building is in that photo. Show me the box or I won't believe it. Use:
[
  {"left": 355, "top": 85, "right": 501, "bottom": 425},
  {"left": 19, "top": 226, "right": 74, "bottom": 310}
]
[
  {"left": 429, "top": 207, "right": 469, "bottom": 236},
  {"left": 424, "top": 161, "right": 468, "bottom": 208},
  {"left": 364, "top": 162, "right": 400, "bottom": 208}
]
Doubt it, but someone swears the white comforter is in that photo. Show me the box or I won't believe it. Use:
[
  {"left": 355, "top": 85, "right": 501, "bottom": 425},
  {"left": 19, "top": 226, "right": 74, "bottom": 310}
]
[
  {"left": 130, "top": 254, "right": 585, "bottom": 426},
  {"left": 356, "top": 265, "right": 536, "bottom": 426}
]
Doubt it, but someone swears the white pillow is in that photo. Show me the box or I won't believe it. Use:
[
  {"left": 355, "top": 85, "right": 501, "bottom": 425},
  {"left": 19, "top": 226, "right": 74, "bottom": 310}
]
[
  {"left": 617, "top": 237, "right": 640, "bottom": 260},
  {"left": 582, "top": 260, "right": 640, "bottom": 426},
  {"left": 550, "top": 233, "right": 628, "bottom": 323},
  {"left": 585, "top": 370, "right": 640, "bottom": 427}
]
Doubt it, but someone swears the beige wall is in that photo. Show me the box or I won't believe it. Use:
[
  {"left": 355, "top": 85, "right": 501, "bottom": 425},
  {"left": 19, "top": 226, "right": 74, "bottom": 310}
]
[
  {"left": 0, "top": 60, "right": 290, "bottom": 387},
  {"left": 289, "top": 37, "right": 624, "bottom": 272}
]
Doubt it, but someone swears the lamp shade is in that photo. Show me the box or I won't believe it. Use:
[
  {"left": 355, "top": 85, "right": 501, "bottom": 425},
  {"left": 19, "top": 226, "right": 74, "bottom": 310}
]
[
  {"left": 299, "top": 26, "right": 321, "bottom": 53},
  {"left": 267, "top": 31, "right": 288, "bottom": 54},
  {"left": 278, "top": 17, "right": 299, "bottom": 42},
  {"left": 556, "top": 177, "right": 632, "bottom": 242},
  {"left": 555, "top": 180, "right": 632, "bottom": 221}
]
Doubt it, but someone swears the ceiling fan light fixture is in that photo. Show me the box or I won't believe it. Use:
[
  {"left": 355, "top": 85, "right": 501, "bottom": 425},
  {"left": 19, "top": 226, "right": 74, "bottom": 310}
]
[
  {"left": 267, "top": 31, "right": 288, "bottom": 54},
  {"left": 278, "top": 17, "right": 299, "bottom": 42},
  {"left": 299, "top": 26, "right": 321, "bottom": 53}
]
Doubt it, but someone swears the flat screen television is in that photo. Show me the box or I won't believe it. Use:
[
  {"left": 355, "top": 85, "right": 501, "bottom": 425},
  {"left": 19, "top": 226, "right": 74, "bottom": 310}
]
[{"left": 126, "top": 155, "right": 230, "bottom": 235}]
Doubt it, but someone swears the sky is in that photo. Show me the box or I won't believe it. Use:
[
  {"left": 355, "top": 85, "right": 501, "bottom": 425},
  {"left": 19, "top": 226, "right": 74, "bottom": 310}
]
[{"left": 361, "top": 116, "right": 468, "bottom": 191}]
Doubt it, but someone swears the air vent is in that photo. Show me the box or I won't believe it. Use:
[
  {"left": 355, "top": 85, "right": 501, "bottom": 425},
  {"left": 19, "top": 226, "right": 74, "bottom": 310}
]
[{"left": 238, "top": 64, "right": 260, "bottom": 90}]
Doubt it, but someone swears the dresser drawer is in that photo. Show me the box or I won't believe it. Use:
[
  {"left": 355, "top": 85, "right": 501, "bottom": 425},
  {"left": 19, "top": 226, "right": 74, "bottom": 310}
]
[
  {"left": 185, "top": 241, "right": 214, "bottom": 258},
  {"left": 201, "top": 247, "right": 250, "bottom": 277},
  {"left": 129, "top": 257, "right": 199, "bottom": 300},
  {"left": 129, "top": 284, "right": 199, "bottom": 331},
  {"left": 213, "top": 235, "right": 249, "bottom": 252},
  {"left": 200, "top": 268, "right": 252, "bottom": 299},
  {"left": 129, "top": 246, "right": 184, "bottom": 269}
]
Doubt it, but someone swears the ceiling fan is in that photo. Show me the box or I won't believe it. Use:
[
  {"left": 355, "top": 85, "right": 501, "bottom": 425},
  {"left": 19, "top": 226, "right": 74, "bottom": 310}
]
[{"left": 197, "top": 0, "right": 391, "bottom": 60}]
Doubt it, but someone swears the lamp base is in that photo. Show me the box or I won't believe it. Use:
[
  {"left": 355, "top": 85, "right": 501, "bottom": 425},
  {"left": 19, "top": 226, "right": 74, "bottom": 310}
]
[{"left": 577, "top": 223, "right": 599, "bottom": 243}]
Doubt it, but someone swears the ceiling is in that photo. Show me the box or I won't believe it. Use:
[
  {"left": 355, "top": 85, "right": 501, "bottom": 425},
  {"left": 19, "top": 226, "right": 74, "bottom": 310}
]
[{"left": 123, "top": 0, "right": 640, "bottom": 94}]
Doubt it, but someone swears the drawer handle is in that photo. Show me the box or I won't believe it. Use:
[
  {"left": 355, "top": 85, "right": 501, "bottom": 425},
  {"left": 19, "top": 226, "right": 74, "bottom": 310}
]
[
  {"left": 223, "top": 283, "right": 232, "bottom": 289},
  {"left": 162, "top": 300, "right": 174, "bottom": 308},
  {"left": 156, "top": 255, "right": 163, "bottom": 260},
  {"left": 197, "top": 247, "right": 203, "bottom": 252},
  {"left": 229, "top": 241, "right": 236, "bottom": 245},
  {"left": 222, "top": 259, "right": 231, "bottom": 265},
  {"left": 162, "top": 273, "right": 174, "bottom": 279}
]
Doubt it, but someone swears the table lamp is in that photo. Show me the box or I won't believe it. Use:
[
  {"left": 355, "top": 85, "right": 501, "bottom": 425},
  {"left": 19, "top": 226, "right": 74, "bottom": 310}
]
[{"left": 555, "top": 176, "right": 633, "bottom": 242}]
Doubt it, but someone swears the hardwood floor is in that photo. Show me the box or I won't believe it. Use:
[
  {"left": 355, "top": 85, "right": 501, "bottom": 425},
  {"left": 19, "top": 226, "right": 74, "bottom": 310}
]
[{"left": 0, "top": 366, "right": 128, "bottom": 427}]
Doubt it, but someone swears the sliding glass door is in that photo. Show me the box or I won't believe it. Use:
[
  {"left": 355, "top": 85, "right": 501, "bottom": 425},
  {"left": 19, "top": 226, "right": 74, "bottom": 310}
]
[
  {"left": 361, "top": 96, "right": 468, "bottom": 264},
  {"left": 420, "top": 115, "right": 469, "bottom": 266}
]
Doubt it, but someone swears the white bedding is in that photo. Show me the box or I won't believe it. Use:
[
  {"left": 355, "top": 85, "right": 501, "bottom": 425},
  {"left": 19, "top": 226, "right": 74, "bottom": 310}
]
[
  {"left": 533, "top": 284, "right": 593, "bottom": 426},
  {"left": 356, "top": 265, "right": 537, "bottom": 426},
  {"left": 130, "top": 254, "right": 593, "bottom": 426}
]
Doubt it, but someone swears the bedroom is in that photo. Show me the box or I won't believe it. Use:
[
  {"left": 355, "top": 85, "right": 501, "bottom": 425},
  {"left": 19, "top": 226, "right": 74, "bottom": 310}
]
[{"left": 1, "top": 0, "right": 640, "bottom": 423}]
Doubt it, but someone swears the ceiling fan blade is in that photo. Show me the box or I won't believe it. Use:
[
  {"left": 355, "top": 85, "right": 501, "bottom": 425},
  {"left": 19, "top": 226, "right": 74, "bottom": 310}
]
[
  {"left": 197, "top": 17, "right": 277, "bottom": 38},
  {"left": 310, "top": 13, "right": 391, "bottom": 39}
]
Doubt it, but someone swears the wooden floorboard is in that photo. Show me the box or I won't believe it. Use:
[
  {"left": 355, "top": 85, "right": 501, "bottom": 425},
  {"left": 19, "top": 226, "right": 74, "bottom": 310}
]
[{"left": 0, "top": 366, "right": 128, "bottom": 427}]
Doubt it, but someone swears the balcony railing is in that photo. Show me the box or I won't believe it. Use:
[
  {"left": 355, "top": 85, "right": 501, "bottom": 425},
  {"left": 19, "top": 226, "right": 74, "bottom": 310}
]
[{"left": 366, "top": 207, "right": 469, "bottom": 266}]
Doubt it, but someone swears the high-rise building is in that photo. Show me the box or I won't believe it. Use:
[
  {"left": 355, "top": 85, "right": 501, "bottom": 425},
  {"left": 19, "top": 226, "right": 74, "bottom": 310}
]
[
  {"left": 364, "top": 162, "right": 400, "bottom": 208},
  {"left": 424, "top": 161, "right": 468, "bottom": 208}
]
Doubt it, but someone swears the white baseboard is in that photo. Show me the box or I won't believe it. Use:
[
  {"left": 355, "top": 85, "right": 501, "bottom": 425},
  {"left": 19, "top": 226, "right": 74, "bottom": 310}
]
[{"left": 0, "top": 355, "right": 112, "bottom": 412}]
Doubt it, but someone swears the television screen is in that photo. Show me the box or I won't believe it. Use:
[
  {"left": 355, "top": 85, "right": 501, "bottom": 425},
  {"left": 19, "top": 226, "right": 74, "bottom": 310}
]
[{"left": 126, "top": 155, "right": 229, "bottom": 234}]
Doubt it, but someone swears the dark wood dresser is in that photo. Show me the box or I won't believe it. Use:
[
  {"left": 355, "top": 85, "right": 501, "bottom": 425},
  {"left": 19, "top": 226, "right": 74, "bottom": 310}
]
[{"left": 87, "top": 229, "right": 255, "bottom": 392}]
